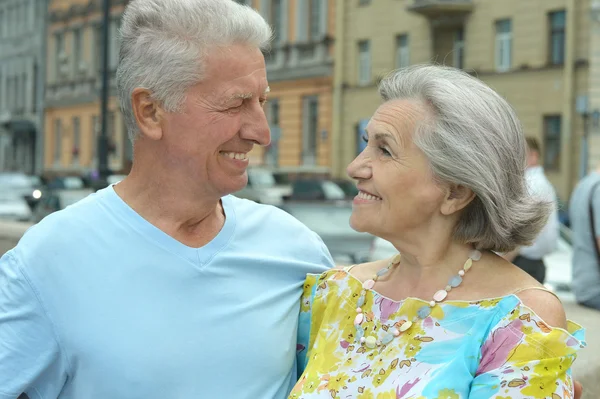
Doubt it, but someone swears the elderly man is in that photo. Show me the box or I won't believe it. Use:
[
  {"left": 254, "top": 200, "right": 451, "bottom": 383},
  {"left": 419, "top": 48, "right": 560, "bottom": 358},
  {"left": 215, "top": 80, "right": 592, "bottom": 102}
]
[{"left": 0, "top": 1, "right": 332, "bottom": 398}]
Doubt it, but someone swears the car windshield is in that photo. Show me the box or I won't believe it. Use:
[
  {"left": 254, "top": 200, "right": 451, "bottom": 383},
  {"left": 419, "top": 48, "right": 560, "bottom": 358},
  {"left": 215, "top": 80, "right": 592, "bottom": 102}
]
[
  {"left": 286, "top": 204, "right": 359, "bottom": 235},
  {"left": 248, "top": 169, "right": 276, "bottom": 187},
  {"left": 0, "top": 173, "right": 33, "bottom": 188},
  {"left": 0, "top": 191, "right": 23, "bottom": 202},
  {"left": 321, "top": 181, "right": 346, "bottom": 200}
]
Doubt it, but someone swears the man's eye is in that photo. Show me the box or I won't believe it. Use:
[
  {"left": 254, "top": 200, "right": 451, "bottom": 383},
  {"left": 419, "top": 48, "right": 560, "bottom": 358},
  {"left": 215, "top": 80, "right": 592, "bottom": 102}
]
[{"left": 380, "top": 147, "right": 391, "bottom": 156}]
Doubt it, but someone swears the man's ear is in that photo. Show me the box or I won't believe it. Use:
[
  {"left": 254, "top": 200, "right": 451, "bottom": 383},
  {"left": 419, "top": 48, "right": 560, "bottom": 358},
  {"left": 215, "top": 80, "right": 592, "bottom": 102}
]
[
  {"left": 440, "top": 184, "right": 476, "bottom": 216},
  {"left": 131, "top": 88, "right": 164, "bottom": 141}
]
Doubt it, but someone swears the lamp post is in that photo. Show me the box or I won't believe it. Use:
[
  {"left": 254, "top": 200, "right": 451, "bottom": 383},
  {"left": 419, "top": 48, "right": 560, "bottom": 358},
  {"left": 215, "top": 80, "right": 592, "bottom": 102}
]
[{"left": 97, "top": 0, "right": 111, "bottom": 179}]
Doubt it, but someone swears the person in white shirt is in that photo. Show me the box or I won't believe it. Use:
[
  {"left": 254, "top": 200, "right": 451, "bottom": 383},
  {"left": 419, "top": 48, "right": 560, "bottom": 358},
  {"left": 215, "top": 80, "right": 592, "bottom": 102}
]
[{"left": 503, "top": 137, "right": 559, "bottom": 283}]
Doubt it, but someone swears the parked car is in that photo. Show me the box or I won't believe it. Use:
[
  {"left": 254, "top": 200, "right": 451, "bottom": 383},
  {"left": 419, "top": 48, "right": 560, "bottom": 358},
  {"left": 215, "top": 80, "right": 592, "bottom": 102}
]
[
  {"left": 332, "top": 179, "right": 359, "bottom": 199},
  {"left": 0, "top": 191, "right": 33, "bottom": 222},
  {"left": 286, "top": 178, "right": 347, "bottom": 201},
  {"left": 280, "top": 201, "right": 374, "bottom": 264},
  {"left": 32, "top": 188, "right": 93, "bottom": 223},
  {"left": 235, "top": 168, "right": 292, "bottom": 205},
  {"left": 0, "top": 172, "right": 44, "bottom": 211}
]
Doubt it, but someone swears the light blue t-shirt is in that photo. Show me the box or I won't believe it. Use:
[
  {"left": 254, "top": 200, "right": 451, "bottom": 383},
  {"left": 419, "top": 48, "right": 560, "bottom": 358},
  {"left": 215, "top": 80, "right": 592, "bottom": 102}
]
[{"left": 0, "top": 186, "right": 333, "bottom": 399}]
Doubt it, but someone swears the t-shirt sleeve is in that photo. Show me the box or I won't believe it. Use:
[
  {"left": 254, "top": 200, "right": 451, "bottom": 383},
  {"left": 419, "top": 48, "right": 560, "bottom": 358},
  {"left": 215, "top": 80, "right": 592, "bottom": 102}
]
[
  {"left": 469, "top": 304, "right": 585, "bottom": 399},
  {"left": 310, "top": 231, "right": 335, "bottom": 272},
  {"left": 592, "top": 185, "right": 600, "bottom": 238},
  {"left": 0, "top": 251, "right": 68, "bottom": 399}
]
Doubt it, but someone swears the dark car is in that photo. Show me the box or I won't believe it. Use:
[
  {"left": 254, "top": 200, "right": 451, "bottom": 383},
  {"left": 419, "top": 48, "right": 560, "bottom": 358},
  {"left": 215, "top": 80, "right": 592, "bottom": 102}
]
[
  {"left": 32, "top": 187, "right": 93, "bottom": 223},
  {"left": 332, "top": 179, "right": 359, "bottom": 199},
  {"left": 287, "top": 179, "right": 347, "bottom": 201},
  {"left": 280, "top": 201, "right": 374, "bottom": 264}
]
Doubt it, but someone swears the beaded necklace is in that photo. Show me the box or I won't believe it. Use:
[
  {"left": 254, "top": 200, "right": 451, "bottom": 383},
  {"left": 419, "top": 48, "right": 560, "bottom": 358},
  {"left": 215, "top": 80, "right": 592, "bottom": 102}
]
[{"left": 354, "top": 250, "right": 482, "bottom": 349}]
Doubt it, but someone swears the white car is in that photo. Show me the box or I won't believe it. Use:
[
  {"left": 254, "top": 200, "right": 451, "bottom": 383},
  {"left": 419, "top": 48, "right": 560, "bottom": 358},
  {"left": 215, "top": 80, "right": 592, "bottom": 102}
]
[{"left": 0, "top": 192, "right": 32, "bottom": 222}]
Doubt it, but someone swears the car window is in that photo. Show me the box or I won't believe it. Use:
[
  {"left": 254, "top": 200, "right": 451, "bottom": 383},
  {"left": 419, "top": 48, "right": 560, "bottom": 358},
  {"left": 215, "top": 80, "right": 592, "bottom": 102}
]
[
  {"left": 0, "top": 173, "right": 31, "bottom": 188},
  {"left": 248, "top": 169, "right": 276, "bottom": 187},
  {"left": 321, "top": 181, "right": 346, "bottom": 200},
  {"left": 286, "top": 205, "right": 358, "bottom": 235}
]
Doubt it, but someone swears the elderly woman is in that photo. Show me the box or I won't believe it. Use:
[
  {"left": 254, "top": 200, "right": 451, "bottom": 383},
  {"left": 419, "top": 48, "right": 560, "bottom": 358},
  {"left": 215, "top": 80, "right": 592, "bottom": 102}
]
[{"left": 291, "top": 65, "right": 585, "bottom": 399}]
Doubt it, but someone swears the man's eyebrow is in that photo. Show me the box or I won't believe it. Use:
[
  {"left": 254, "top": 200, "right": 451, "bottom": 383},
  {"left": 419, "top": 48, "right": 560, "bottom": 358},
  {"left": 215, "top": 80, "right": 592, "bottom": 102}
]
[{"left": 222, "top": 87, "right": 270, "bottom": 104}]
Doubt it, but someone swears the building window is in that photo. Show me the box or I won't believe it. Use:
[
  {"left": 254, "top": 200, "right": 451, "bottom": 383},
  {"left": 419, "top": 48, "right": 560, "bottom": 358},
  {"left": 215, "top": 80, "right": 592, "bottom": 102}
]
[
  {"left": 358, "top": 40, "right": 371, "bottom": 85},
  {"left": 54, "top": 119, "right": 62, "bottom": 164},
  {"left": 395, "top": 34, "right": 410, "bottom": 69},
  {"left": 270, "top": 0, "right": 283, "bottom": 43},
  {"left": 453, "top": 28, "right": 465, "bottom": 69},
  {"left": 359, "top": 0, "right": 371, "bottom": 5},
  {"left": 267, "top": 99, "right": 280, "bottom": 127},
  {"left": 91, "top": 115, "right": 99, "bottom": 165},
  {"left": 0, "top": 9, "right": 4, "bottom": 38},
  {"left": 14, "top": 75, "right": 21, "bottom": 114},
  {"left": 543, "top": 115, "right": 561, "bottom": 171},
  {"left": 73, "top": 28, "right": 83, "bottom": 72},
  {"left": 297, "top": 0, "right": 324, "bottom": 42},
  {"left": 32, "top": 63, "right": 38, "bottom": 113},
  {"left": 72, "top": 117, "right": 81, "bottom": 165},
  {"left": 302, "top": 96, "right": 319, "bottom": 166},
  {"left": 309, "top": 0, "right": 322, "bottom": 40},
  {"left": 549, "top": 10, "right": 565, "bottom": 65},
  {"left": 495, "top": 19, "right": 512, "bottom": 72},
  {"left": 21, "top": 71, "right": 27, "bottom": 113},
  {"left": 55, "top": 32, "right": 65, "bottom": 78},
  {"left": 234, "top": 0, "right": 251, "bottom": 4},
  {"left": 95, "top": 25, "right": 102, "bottom": 72}
]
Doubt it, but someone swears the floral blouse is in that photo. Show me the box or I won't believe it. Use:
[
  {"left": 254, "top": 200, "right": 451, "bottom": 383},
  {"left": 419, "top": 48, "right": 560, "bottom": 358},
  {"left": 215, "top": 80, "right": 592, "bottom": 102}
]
[{"left": 291, "top": 269, "right": 586, "bottom": 399}]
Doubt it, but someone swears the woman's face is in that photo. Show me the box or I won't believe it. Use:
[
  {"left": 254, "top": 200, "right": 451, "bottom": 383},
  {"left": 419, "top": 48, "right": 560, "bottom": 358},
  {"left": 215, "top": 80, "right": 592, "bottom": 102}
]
[{"left": 346, "top": 99, "right": 447, "bottom": 240}]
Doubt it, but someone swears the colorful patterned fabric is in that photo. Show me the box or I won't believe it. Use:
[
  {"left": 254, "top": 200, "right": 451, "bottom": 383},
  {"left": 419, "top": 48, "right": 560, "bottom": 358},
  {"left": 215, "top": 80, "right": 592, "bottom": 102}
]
[{"left": 292, "top": 269, "right": 586, "bottom": 399}]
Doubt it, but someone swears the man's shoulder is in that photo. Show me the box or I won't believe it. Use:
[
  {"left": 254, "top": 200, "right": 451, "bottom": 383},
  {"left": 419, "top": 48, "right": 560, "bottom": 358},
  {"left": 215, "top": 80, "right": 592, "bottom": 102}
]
[
  {"left": 228, "top": 195, "right": 315, "bottom": 232},
  {"left": 16, "top": 190, "right": 108, "bottom": 256}
]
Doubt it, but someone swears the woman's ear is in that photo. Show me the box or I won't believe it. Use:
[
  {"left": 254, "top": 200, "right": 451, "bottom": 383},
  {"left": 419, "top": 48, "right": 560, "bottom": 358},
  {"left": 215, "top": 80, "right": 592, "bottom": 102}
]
[
  {"left": 131, "top": 88, "right": 165, "bottom": 141},
  {"left": 440, "top": 184, "right": 476, "bottom": 216}
]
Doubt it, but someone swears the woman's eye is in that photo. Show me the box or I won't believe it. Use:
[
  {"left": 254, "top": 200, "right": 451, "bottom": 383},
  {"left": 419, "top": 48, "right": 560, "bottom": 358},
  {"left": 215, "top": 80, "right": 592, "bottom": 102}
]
[{"left": 380, "top": 147, "right": 392, "bottom": 156}]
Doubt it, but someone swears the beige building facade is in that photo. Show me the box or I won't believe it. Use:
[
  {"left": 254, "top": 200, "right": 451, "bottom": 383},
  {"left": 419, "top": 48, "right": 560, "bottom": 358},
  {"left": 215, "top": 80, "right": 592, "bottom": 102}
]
[
  {"left": 244, "top": 0, "right": 335, "bottom": 171},
  {"left": 333, "top": 0, "right": 594, "bottom": 202},
  {"left": 44, "top": 0, "right": 131, "bottom": 176}
]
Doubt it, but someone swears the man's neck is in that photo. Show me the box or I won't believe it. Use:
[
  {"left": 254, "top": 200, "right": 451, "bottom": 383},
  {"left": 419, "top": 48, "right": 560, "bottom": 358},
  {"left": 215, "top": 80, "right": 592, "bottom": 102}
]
[{"left": 113, "top": 169, "right": 226, "bottom": 248}]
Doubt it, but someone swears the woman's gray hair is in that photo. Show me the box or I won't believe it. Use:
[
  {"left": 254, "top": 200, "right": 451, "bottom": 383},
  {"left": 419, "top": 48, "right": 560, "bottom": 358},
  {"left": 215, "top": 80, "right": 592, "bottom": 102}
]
[
  {"left": 378, "top": 64, "right": 550, "bottom": 252},
  {"left": 117, "top": 0, "right": 272, "bottom": 141}
]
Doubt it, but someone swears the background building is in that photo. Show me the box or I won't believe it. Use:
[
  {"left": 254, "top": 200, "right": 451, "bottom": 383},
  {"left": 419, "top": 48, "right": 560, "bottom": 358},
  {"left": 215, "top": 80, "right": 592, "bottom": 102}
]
[
  {"left": 0, "top": 0, "right": 48, "bottom": 174},
  {"left": 44, "top": 0, "right": 131, "bottom": 177},
  {"left": 247, "top": 0, "right": 334, "bottom": 173},
  {"left": 333, "top": 0, "right": 594, "bottom": 202}
]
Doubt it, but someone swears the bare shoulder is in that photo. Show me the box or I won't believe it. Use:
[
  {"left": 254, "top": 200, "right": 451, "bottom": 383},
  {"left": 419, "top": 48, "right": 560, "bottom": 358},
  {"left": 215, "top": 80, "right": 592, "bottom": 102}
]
[
  {"left": 515, "top": 288, "right": 568, "bottom": 329},
  {"left": 487, "top": 255, "right": 568, "bottom": 329}
]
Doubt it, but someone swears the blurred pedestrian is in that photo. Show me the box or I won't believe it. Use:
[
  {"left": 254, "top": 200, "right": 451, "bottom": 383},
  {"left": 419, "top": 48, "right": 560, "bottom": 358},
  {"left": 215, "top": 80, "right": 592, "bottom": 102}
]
[
  {"left": 502, "top": 137, "right": 559, "bottom": 283},
  {"left": 0, "top": 1, "right": 333, "bottom": 398},
  {"left": 570, "top": 164, "right": 600, "bottom": 310}
]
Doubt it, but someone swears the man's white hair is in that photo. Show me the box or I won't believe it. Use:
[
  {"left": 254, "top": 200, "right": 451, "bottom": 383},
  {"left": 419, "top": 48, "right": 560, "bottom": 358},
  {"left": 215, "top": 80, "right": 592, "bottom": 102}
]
[{"left": 116, "top": 0, "right": 272, "bottom": 141}]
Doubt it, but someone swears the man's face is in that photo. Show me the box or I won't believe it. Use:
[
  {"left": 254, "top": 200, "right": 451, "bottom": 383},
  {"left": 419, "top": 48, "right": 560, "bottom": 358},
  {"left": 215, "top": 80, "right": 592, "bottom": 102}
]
[{"left": 160, "top": 44, "right": 270, "bottom": 197}]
